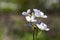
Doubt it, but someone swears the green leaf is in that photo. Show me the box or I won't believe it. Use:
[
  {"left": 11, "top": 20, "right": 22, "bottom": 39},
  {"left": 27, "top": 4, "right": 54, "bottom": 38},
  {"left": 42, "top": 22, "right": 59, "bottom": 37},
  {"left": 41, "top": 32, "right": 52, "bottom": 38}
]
[{"left": 37, "top": 31, "right": 48, "bottom": 40}]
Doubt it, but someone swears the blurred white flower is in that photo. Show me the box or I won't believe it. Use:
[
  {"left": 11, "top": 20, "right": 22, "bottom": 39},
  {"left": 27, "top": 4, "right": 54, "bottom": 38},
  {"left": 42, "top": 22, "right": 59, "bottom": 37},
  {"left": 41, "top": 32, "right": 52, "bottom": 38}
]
[
  {"left": 33, "top": 9, "right": 41, "bottom": 17},
  {"left": 25, "top": 15, "right": 37, "bottom": 22},
  {"left": 22, "top": 9, "right": 31, "bottom": 16},
  {"left": 22, "top": 9, "right": 49, "bottom": 31},
  {"left": 36, "top": 22, "right": 49, "bottom": 31},
  {"left": 33, "top": 9, "right": 47, "bottom": 18}
]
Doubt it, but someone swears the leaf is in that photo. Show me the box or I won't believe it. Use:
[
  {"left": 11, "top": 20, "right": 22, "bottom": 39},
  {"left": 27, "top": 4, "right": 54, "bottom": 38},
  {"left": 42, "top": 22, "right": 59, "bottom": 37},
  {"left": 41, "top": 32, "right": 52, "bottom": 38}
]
[{"left": 37, "top": 31, "right": 48, "bottom": 40}]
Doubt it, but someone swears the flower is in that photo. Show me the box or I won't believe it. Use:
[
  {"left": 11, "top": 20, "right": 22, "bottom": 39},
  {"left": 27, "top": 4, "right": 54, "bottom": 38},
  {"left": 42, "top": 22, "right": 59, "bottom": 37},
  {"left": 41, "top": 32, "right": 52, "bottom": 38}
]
[
  {"left": 22, "top": 9, "right": 49, "bottom": 31},
  {"left": 33, "top": 9, "right": 47, "bottom": 18},
  {"left": 36, "top": 22, "right": 49, "bottom": 31},
  {"left": 22, "top": 9, "right": 31, "bottom": 16},
  {"left": 25, "top": 15, "right": 37, "bottom": 22}
]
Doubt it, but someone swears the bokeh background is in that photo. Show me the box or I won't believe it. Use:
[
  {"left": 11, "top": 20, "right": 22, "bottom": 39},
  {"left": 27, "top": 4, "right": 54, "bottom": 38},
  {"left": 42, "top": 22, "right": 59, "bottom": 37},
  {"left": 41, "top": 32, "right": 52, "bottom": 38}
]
[{"left": 0, "top": 0, "right": 60, "bottom": 40}]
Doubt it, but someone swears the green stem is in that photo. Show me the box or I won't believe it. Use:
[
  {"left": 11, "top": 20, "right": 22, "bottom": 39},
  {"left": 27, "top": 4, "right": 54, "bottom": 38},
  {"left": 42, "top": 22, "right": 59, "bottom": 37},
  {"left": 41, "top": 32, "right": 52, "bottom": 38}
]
[
  {"left": 33, "top": 29, "right": 34, "bottom": 40},
  {"left": 33, "top": 27, "right": 38, "bottom": 40},
  {"left": 36, "top": 27, "right": 38, "bottom": 40}
]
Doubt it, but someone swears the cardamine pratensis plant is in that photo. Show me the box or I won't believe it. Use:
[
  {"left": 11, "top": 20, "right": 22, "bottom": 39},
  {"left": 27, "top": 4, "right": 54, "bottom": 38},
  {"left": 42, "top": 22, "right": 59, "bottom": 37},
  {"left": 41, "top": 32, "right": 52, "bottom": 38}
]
[{"left": 22, "top": 9, "right": 50, "bottom": 40}]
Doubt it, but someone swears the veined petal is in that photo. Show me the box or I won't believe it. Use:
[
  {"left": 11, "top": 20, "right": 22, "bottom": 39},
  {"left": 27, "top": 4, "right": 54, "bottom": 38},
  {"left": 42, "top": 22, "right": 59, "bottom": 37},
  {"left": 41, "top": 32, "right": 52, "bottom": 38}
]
[
  {"left": 25, "top": 16, "right": 31, "bottom": 22},
  {"left": 33, "top": 9, "right": 40, "bottom": 14},
  {"left": 22, "top": 12, "right": 27, "bottom": 15},
  {"left": 22, "top": 9, "right": 30, "bottom": 16},
  {"left": 27, "top": 9, "right": 31, "bottom": 14},
  {"left": 36, "top": 22, "right": 49, "bottom": 31},
  {"left": 36, "top": 23, "right": 43, "bottom": 29},
  {"left": 40, "top": 22, "right": 48, "bottom": 29},
  {"left": 33, "top": 9, "right": 44, "bottom": 17},
  {"left": 40, "top": 12, "right": 47, "bottom": 18},
  {"left": 45, "top": 28, "right": 50, "bottom": 31},
  {"left": 33, "top": 9, "right": 48, "bottom": 18},
  {"left": 33, "top": 9, "right": 38, "bottom": 13},
  {"left": 40, "top": 12, "right": 44, "bottom": 16},
  {"left": 34, "top": 13, "right": 40, "bottom": 17},
  {"left": 42, "top": 15, "right": 47, "bottom": 18},
  {"left": 25, "top": 15, "right": 37, "bottom": 22}
]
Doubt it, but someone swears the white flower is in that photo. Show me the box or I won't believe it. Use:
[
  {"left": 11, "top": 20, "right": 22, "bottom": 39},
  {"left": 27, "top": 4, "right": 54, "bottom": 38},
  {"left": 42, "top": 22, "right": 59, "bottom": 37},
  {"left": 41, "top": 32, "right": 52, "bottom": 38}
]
[
  {"left": 22, "top": 9, "right": 49, "bottom": 31},
  {"left": 33, "top": 9, "right": 47, "bottom": 18},
  {"left": 33, "top": 9, "right": 41, "bottom": 17},
  {"left": 36, "top": 22, "right": 49, "bottom": 31},
  {"left": 22, "top": 9, "right": 31, "bottom": 16},
  {"left": 25, "top": 15, "right": 37, "bottom": 22}
]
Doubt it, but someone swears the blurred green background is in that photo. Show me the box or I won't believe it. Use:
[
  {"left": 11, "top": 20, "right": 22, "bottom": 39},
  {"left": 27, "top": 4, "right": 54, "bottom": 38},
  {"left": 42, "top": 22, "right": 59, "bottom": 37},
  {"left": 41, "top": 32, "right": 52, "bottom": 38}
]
[{"left": 0, "top": 0, "right": 60, "bottom": 40}]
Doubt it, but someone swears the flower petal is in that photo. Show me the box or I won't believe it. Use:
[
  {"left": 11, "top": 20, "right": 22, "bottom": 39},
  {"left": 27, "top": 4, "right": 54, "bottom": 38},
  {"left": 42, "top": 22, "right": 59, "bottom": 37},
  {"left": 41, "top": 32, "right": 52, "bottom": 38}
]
[
  {"left": 27, "top": 9, "right": 31, "bottom": 14},
  {"left": 22, "top": 12, "right": 27, "bottom": 15},
  {"left": 25, "top": 16, "right": 31, "bottom": 22},
  {"left": 40, "top": 12, "right": 44, "bottom": 16},
  {"left": 42, "top": 15, "right": 47, "bottom": 18},
  {"left": 33, "top": 9, "right": 38, "bottom": 13},
  {"left": 33, "top": 9, "right": 44, "bottom": 17},
  {"left": 34, "top": 13, "right": 40, "bottom": 17},
  {"left": 45, "top": 28, "right": 50, "bottom": 31},
  {"left": 36, "top": 22, "right": 49, "bottom": 31}
]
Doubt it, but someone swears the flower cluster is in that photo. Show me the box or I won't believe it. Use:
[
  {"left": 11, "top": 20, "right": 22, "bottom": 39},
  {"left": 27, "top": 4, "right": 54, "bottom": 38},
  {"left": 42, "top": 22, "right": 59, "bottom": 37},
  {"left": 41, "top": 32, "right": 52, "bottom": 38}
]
[{"left": 22, "top": 9, "right": 49, "bottom": 31}]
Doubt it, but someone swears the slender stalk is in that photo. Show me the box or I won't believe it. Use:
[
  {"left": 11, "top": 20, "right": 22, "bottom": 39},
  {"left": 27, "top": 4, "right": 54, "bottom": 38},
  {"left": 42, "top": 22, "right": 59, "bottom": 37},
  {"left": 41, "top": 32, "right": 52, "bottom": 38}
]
[
  {"left": 33, "top": 27, "right": 38, "bottom": 40},
  {"left": 36, "top": 27, "right": 38, "bottom": 40},
  {"left": 33, "top": 28, "right": 34, "bottom": 40}
]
